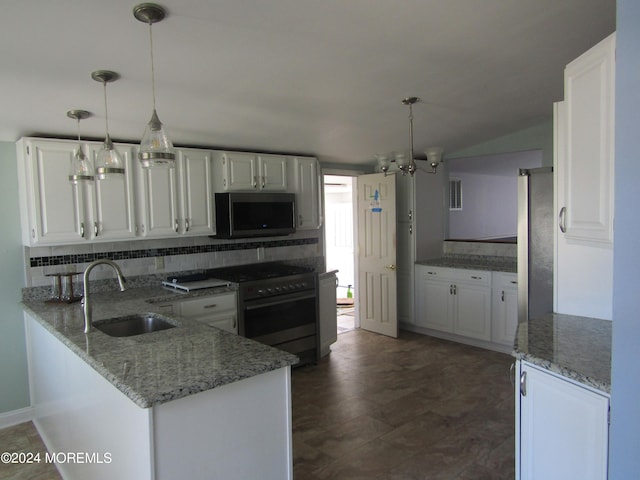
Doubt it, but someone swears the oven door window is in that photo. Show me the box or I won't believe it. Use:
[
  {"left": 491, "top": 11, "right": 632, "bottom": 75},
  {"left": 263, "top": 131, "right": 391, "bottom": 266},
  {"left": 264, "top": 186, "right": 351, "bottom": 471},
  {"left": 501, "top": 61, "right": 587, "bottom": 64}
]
[{"left": 243, "top": 292, "right": 316, "bottom": 339}]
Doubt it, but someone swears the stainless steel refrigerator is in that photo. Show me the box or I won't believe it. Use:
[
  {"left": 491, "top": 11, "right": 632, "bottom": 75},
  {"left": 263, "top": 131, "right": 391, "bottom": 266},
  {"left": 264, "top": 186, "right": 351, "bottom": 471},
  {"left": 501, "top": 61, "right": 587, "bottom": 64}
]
[{"left": 517, "top": 167, "right": 554, "bottom": 322}]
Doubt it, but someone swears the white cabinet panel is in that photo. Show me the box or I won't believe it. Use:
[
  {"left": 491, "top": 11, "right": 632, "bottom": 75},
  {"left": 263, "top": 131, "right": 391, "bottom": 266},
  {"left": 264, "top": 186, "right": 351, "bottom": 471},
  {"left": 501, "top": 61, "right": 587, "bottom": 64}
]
[
  {"left": 177, "top": 148, "right": 214, "bottom": 235},
  {"left": 555, "top": 33, "right": 615, "bottom": 320},
  {"left": 293, "top": 157, "right": 322, "bottom": 229},
  {"left": 517, "top": 361, "right": 609, "bottom": 480},
  {"left": 492, "top": 272, "right": 518, "bottom": 345},
  {"left": 136, "top": 162, "right": 179, "bottom": 237}
]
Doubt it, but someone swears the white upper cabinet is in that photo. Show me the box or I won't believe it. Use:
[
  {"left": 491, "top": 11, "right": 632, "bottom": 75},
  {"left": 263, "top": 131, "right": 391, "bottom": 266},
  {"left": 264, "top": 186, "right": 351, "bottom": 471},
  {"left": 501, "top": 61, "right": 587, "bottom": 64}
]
[
  {"left": 177, "top": 148, "right": 215, "bottom": 236},
  {"left": 555, "top": 33, "right": 615, "bottom": 320},
  {"left": 16, "top": 138, "right": 136, "bottom": 246},
  {"left": 87, "top": 143, "right": 137, "bottom": 241},
  {"left": 219, "top": 152, "right": 287, "bottom": 191},
  {"left": 561, "top": 33, "right": 615, "bottom": 245},
  {"left": 136, "top": 147, "right": 215, "bottom": 238},
  {"left": 292, "top": 156, "right": 322, "bottom": 229},
  {"left": 135, "top": 158, "right": 179, "bottom": 238}
]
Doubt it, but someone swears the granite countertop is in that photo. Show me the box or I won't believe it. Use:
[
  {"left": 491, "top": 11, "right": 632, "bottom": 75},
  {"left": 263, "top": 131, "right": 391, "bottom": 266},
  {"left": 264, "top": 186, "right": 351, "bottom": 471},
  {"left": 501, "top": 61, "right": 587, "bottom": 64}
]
[
  {"left": 416, "top": 255, "right": 517, "bottom": 273},
  {"left": 513, "top": 313, "right": 611, "bottom": 393},
  {"left": 22, "top": 286, "right": 299, "bottom": 409}
]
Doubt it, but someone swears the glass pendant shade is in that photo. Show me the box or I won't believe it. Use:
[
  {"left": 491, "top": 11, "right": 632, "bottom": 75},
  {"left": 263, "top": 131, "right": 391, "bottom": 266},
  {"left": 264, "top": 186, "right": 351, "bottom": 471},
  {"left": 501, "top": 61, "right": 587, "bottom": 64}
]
[
  {"left": 95, "top": 134, "right": 125, "bottom": 180},
  {"left": 67, "top": 109, "right": 94, "bottom": 184},
  {"left": 92, "top": 70, "right": 124, "bottom": 180},
  {"left": 139, "top": 108, "right": 175, "bottom": 168}
]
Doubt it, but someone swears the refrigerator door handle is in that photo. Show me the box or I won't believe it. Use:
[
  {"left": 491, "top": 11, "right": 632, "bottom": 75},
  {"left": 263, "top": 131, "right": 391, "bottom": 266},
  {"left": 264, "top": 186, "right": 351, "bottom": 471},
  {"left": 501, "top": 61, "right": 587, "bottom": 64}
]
[{"left": 559, "top": 206, "right": 567, "bottom": 233}]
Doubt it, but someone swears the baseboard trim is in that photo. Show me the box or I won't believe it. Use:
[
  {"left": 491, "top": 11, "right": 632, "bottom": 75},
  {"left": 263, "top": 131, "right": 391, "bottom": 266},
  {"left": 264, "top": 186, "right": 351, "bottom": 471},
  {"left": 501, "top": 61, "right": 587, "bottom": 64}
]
[
  {"left": 400, "top": 323, "right": 513, "bottom": 355},
  {"left": 0, "top": 406, "right": 33, "bottom": 430}
]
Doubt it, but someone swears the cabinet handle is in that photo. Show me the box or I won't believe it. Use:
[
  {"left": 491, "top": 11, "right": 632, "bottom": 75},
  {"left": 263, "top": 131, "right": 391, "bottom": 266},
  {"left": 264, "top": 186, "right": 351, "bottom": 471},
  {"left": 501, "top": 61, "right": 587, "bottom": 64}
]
[
  {"left": 232, "top": 317, "right": 237, "bottom": 329},
  {"left": 203, "top": 304, "right": 218, "bottom": 309},
  {"left": 385, "top": 264, "right": 396, "bottom": 270},
  {"left": 94, "top": 222, "right": 99, "bottom": 237},
  {"left": 427, "top": 271, "right": 436, "bottom": 275},
  {"left": 261, "top": 176, "right": 266, "bottom": 188},
  {"left": 252, "top": 176, "right": 257, "bottom": 188},
  {"left": 520, "top": 371, "right": 527, "bottom": 396},
  {"left": 174, "top": 219, "right": 179, "bottom": 233},
  {"left": 510, "top": 280, "right": 517, "bottom": 284},
  {"left": 298, "top": 214, "right": 304, "bottom": 226},
  {"left": 501, "top": 290, "right": 505, "bottom": 302},
  {"left": 408, "top": 210, "right": 412, "bottom": 221},
  {"left": 449, "top": 285, "right": 453, "bottom": 295},
  {"left": 454, "top": 285, "right": 457, "bottom": 295},
  {"left": 409, "top": 224, "right": 413, "bottom": 235},
  {"left": 80, "top": 223, "right": 85, "bottom": 239},
  {"left": 559, "top": 206, "right": 567, "bottom": 233},
  {"left": 471, "top": 276, "right": 481, "bottom": 280},
  {"left": 185, "top": 218, "right": 190, "bottom": 232}
]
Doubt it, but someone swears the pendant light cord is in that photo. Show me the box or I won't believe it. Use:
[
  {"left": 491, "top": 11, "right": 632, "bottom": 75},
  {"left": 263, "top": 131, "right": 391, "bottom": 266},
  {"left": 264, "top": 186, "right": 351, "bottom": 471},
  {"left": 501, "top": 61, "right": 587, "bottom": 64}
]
[
  {"left": 102, "top": 81, "right": 110, "bottom": 138},
  {"left": 148, "top": 21, "right": 157, "bottom": 111},
  {"left": 408, "top": 102, "right": 414, "bottom": 171}
]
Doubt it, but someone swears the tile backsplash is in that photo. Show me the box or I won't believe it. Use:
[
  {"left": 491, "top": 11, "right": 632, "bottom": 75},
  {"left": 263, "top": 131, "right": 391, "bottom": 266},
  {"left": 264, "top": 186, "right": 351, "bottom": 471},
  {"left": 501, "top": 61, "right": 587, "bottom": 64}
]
[{"left": 25, "top": 230, "right": 324, "bottom": 288}]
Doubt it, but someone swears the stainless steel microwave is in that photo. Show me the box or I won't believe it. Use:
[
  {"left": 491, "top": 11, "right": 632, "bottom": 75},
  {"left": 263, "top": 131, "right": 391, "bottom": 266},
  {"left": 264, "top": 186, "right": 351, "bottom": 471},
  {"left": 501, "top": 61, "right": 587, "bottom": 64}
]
[{"left": 214, "top": 192, "right": 296, "bottom": 238}]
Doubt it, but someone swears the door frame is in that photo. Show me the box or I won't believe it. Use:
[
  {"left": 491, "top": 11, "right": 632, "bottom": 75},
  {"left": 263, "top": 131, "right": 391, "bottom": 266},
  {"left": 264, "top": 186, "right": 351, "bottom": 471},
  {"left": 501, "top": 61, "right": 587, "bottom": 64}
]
[{"left": 322, "top": 168, "right": 365, "bottom": 329}]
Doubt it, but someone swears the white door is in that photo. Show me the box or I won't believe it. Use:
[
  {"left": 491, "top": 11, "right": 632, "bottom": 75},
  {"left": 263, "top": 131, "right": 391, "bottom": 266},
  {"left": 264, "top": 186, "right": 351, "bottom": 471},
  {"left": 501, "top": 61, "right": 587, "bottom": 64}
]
[{"left": 357, "top": 173, "right": 397, "bottom": 338}]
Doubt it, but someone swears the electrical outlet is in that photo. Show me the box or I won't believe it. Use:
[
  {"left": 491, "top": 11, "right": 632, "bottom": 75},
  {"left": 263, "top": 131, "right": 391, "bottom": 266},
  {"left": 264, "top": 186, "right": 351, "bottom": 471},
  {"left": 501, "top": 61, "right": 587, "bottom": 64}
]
[{"left": 155, "top": 257, "right": 165, "bottom": 270}]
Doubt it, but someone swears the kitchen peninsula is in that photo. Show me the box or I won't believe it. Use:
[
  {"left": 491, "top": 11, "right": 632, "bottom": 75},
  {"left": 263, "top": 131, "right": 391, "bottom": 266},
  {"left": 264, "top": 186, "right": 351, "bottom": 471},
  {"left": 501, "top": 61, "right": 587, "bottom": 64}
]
[{"left": 22, "top": 284, "right": 298, "bottom": 480}]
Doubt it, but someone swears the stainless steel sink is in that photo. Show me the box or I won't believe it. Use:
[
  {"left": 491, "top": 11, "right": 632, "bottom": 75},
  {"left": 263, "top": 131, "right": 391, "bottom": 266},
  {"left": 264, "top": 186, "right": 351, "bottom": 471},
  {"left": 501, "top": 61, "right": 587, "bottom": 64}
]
[{"left": 93, "top": 313, "right": 176, "bottom": 337}]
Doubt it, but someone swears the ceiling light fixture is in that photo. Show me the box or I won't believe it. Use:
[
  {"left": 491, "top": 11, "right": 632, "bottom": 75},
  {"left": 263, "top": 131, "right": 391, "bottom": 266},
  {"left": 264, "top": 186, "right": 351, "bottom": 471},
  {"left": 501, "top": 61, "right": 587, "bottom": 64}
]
[
  {"left": 134, "top": 2, "right": 175, "bottom": 169},
  {"left": 67, "top": 109, "right": 94, "bottom": 184},
  {"left": 91, "top": 70, "right": 125, "bottom": 180},
  {"left": 376, "top": 97, "right": 444, "bottom": 176}
]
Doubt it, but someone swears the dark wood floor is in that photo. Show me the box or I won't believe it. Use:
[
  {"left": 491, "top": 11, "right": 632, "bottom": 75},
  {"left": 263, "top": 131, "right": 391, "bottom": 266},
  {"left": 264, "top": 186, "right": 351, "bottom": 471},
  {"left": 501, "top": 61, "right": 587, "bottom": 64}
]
[
  {"left": 292, "top": 329, "right": 515, "bottom": 479},
  {"left": 0, "top": 328, "right": 515, "bottom": 480}
]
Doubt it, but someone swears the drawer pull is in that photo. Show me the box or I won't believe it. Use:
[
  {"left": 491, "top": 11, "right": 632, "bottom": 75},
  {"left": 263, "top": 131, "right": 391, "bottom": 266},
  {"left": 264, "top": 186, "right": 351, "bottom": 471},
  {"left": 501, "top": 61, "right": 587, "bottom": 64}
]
[
  {"left": 471, "top": 276, "right": 481, "bottom": 279},
  {"left": 203, "top": 304, "right": 218, "bottom": 309},
  {"left": 510, "top": 280, "right": 517, "bottom": 284}
]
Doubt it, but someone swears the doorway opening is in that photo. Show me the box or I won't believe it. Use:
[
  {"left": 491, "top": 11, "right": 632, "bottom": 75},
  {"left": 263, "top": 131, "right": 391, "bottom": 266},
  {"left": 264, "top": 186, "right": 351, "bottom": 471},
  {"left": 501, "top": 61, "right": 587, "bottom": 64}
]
[{"left": 323, "top": 174, "right": 357, "bottom": 334}]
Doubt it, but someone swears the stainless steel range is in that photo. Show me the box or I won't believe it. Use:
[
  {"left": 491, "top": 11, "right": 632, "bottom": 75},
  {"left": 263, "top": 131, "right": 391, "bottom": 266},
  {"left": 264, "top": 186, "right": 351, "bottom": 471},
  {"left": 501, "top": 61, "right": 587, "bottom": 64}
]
[{"left": 207, "top": 263, "right": 319, "bottom": 366}]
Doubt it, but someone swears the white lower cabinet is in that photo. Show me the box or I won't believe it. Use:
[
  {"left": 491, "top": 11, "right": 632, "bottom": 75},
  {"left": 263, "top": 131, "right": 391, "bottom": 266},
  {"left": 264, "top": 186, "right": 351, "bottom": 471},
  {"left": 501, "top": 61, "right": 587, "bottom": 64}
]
[
  {"left": 491, "top": 272, "right": 518, "bottom": 346},
  {"left": 516, "top": 361, "right": 609, "bottom": 480},
  {"left": 415, "top": 266, "right": 491, "bottom": 341},
  {"left": 176, "top": 291, "right": 238, "bottom": 334}
]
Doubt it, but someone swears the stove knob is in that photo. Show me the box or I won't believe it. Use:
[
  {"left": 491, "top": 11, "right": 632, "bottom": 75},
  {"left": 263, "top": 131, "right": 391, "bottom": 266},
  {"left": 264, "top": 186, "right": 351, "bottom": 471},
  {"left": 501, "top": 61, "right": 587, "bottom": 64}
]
[
  {"left": 267, "top": 288, "right": 273, "bottom": 294},
  {"left": 257, "top": 289, "right": 265, "bottom": 295},
  {"left": 275, "top": 286, "right": 282, "bottom": 292}
]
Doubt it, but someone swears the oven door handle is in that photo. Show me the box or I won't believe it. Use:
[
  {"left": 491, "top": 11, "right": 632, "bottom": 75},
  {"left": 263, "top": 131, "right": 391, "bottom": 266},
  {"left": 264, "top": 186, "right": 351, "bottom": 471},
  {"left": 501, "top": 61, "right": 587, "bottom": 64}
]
[{"left": 244, "top": 290, "right": 316, "bottom": 311}]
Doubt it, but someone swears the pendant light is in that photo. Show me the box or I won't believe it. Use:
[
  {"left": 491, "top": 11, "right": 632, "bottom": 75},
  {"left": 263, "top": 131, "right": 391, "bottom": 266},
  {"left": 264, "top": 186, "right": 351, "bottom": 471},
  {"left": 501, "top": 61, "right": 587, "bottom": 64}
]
[
  {"left": 134, "top": 3, "right": 175, "bottom": 168},
  {"left": 67, "top": 109, "right": 94, "bottom": 184},
  {"left": 91, "top": 70, "right": 125, "bottom": 180}
]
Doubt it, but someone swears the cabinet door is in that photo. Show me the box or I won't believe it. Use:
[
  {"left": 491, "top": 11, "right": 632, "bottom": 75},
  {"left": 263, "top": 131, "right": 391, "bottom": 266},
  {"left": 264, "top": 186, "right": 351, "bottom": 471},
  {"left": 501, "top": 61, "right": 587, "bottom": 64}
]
[
  {"left": 88, "top": 143, "right": 136, "bottom": 241},
  {"left": 454, "top": 282, "right": 491, "bottom": 341},
  {"left": 259, "top": 155, "right": 288, "bottom": 190},
  {"left": 222, "top": 152, "right": 257, "bottom": 190},
  {"left": 20, "top": 139, "right": 87, "bottom": 244},
  {"left": 416, "top": 271, "right": 453, "bottom": 333},
  {"left": 177, "top": 148, "right": 214, "bottom": 235},
  {"left": 492, "top": 273, "right": 518, "bottom": 345},
  {"left": 136, "top": 163, "right": 179, "bottom": 237},
  {"left": 561, "top": 33, "right": 615, "bottom": 245},
  {"left": 518, "top": 362, "right": 609, "bottom": 480},
  {"left": 294, "top": 157, "right": 322, "bottom": 229}
]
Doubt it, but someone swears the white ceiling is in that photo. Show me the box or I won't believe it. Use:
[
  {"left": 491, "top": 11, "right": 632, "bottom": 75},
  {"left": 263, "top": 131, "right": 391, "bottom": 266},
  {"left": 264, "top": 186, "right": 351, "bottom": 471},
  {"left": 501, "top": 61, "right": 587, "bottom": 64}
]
[{"left": 0, "top": 1, "right": 615, "bottom": 167}]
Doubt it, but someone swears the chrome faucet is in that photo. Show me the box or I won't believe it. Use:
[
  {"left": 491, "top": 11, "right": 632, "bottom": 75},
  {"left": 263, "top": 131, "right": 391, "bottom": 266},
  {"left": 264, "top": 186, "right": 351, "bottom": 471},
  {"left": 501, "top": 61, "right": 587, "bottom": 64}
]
[{"left": 82, "top": 259, "right": 127, "bottom": 333}]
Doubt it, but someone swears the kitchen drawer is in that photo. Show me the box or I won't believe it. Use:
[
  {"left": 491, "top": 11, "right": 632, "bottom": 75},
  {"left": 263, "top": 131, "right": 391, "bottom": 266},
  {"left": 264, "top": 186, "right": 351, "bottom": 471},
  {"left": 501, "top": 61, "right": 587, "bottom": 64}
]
[
  {"left": 416, "top": 265, "right": 491, "bottom": 286},
  {"left": 179, "top": 292, "right": 237, "bottom": 317}
]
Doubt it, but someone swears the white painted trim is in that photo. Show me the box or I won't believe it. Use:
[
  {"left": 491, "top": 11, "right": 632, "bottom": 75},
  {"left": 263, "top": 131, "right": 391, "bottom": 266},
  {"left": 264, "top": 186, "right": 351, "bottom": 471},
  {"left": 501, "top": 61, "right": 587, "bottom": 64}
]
[{"left": 0, "top": 406, "right": 33, "bottom": 429}]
